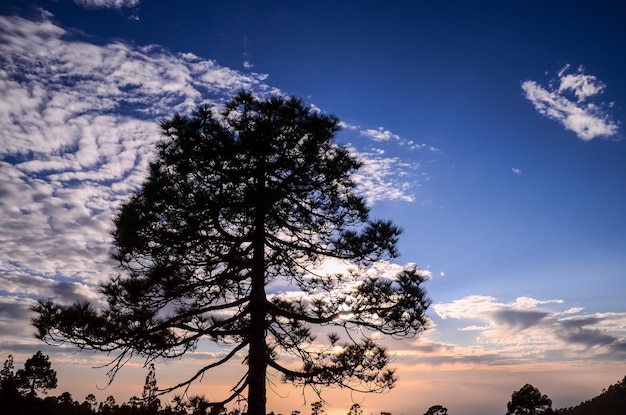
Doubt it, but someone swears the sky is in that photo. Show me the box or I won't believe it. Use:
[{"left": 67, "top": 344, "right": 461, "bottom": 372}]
[{"left": 1, "top": 1, "right": 625, "bottom": 414}]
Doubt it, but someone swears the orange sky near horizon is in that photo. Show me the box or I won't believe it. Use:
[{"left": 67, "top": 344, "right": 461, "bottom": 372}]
[{"left": 8, "top": 347, "right": 622, "bottom": 415}]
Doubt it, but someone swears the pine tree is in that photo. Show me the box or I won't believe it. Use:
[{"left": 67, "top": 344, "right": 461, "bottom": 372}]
[
  {"left": 33, "top": 92, "right": 430, "bottom": 415},
  {"left": 15, "top": 351, "right": 57, "bottom": 398}
]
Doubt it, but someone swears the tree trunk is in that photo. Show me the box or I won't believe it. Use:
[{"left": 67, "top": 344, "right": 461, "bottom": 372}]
[
  {"left": 248, "top": 282, "right": 267, "bottom": 415},
  {"left": 248, "top": 161, "right": 267, "bottom": 415}
]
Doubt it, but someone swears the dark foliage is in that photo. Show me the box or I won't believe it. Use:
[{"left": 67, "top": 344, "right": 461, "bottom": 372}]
[
  {"left": 0, "top": 387, "right": 231, "bottom": 415},
  {"left": 15, "top": 351, "right": 58, "bottom": 398},
  {"left": 556, "top": 375, "right": 626, "bottom": 415},
  {"left": 0, "top": 352, "right": 57, "bottom": 415},
  {"left": 32, "top": 92, "right": 430, "bottom": 415},
  {"left": 346, "top": 403, "right": 363, "bottom": 415},
  {"left": 507, "top": 384, "right": 554, "bottom": 415},
  {"left": 0, "top": 351, "right": 57, "bottom": 404},
  {"left": 424, "top": 404, "right": 448, "bottom": 415}
]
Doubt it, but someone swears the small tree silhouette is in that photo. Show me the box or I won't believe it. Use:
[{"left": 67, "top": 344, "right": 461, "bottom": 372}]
[
  {"left": 311, "top": 400, "right": 325, "bottom": 415},
  {"left": 347, "top": 403, "right": 363, "bottom": 415},
  {"left": 141, "top": 363, "right": 161, "bottom": 413},
  {"left": 0, "top": 355, "right": 16, "bottom": 392},
  {"left": 15, "top": 351, "right": 57, "bottom": 398},
  {"left": 507, "top": 384, "right": 553, "bottom": 415},
  {"left": 424, "top": 404, "right": 448, "bottom": 415}
]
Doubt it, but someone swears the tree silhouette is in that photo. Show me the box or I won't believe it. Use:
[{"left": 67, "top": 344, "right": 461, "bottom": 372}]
[
  {"left": 99, "top": 395, "right": 119, "bottom": 415},
  {"left": 33, "top": 92, "right": 430, "bottom": 415},
  {"left": 82, "top": 393, "right": 98, "bottom": 412},
  {"left": 556, "top": 375, "right": 626, "bottom": 415},
  {"left": 347, "top": 402, "right": 363, "bottom": 415},
  {"left": 0, "top": 355, "right": 20, "bottom": 412},
  {"left": 0, "top": 355, "right": 16, "bottom": 392},
  {"left": 15, "top": 351, "right": 57, "bottom": 398},
  {"left": 424, "top": 404, "right": 448, "bottom": 415},
  {"left": 141, "top": 363, "right": 161, "bottom": 413},
  {"left": 310, "top": 400, "right": 326, "bottom": 415},
  {"left": 507, "top": 384, "right": 553, "bottom": 415}
]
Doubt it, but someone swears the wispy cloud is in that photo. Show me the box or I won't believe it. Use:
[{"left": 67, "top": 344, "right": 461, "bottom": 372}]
[
  {"left": 359, "top": 126, "right": 439, "bottom": 152},
  {"left": 0, "top": 14, "right": 276, "bottom": 309},
  {"left": 352, "top": 149, "right": 418, "bottom": 204},
  {"left": 348, "top": 124, "right": 438, "bottom": 204},
  {"left": 74, "top": 0, "right": 140, "bottom": 8},
  {"left": 429, "top": 295, "right": 626, "bottom": 363},
  {"left": 521, "top": 65, "right": 619, "bottom": 140},
  {"left": 360, "top": 127, "right": 401, "bottom": 142},
  {"left": 0, "top": 12, "right": 421, "bottom": 345}
]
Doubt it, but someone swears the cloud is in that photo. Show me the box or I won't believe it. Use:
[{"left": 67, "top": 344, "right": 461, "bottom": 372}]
[
  {"left": 0, "top": 14, "right": 280, "bottom": 290},
  {"left": 352, "top": 149, "right": 417, "bottom": 204},
  {"left": 431, "top": 295, "right": 626, "bottom": 363},
  {"left": 74, "top": 0, "right": 140, "bottom": 8},
  {"left": 459, "top": 325, "right": 491, "bottom": 331},
  {"left": 491, "top": 309, "right": 550, "bottom": 331},
  {"left": 0, "top": 298, "right": 32, "bottom": 335},
  {"left": 433, "top": 295, "right": 562, "bottom": 322},
  {"left": 1, "top": 310, "right": 32, "bottom": 341},
  {"left": 360, "top": 127, "right": 401, "bottom": 142},
  {"left": 557, "top": 65, "right": 605, "bottom": 102},
  {"left": 512, "top": 168, "right": 522, "bottom": 176},
  {"left": 348, "top": 124, "right": 437, "bottom": 204},
  {"left": 521, "top": 65, "right": 618, "bottom": 140},
  {"left": 0, "top": 12, "right": 426, "bottom": 362}
]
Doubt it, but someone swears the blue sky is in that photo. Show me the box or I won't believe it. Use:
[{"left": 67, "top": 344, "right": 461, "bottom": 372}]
[{"left": 1, "top": 1, "right": 625, "bottom": 414}]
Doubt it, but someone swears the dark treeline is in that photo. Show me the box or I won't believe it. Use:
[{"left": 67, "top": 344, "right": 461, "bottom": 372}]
[
  {"left": 3, "top": 355, "right": 626, "bottom": 415},
  {"left": 0, "top": 389, "right": 246, "bottom": 415},
  {"left": 557, "top": 375, "right": 626, "bottom": 415}
]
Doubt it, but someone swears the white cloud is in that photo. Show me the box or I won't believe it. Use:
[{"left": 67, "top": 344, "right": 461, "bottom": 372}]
[
  {"left": 434, "top": 295, "right": 563, "bottom": 320},
  {"left": 358, "top": 126, "right": 438, "bottom": 152},
  {"left": 0, "top": 14, "right": 275, "bottom": 292},
  {"left": 352, "top": 149, "right": 417, "bottom": 204},
  {"left": 562, "top": 307, "right": 585, "bottom": 315},
  {"left": 338, "top": 121, "right": 358, "bottom": 130},
  {"left": 345, "top": 125, "right": 433, "bottom": 205},
  {"left": 459, "top": 325, "right": 492, "bottom": 331},
  {"left": 512, "top": 168, "right": 522, "bottom": 176},
  {"left": 74, "top": 0, "right": 140, "bottom": 8},
  {"left": 521, "top": 65, "right": 619, "bottom": 140},
  {"left": 431, "top": 295, "right": 626, "bottom": 363},
  {"left": 0, "top": 13, "right": 423, "bottom": 345},
  {"left": 360, "top": 127, "right": 401, "bottom": 142},
  {"left": 557, "top": 64, "right": 605, "bottom": 102}
]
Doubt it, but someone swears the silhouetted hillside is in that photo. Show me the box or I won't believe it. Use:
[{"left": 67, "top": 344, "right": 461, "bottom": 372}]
[{"left": 557, "top": 376, "right": 626, "bottom": 415}]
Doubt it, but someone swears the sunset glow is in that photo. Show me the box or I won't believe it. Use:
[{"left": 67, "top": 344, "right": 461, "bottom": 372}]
[{"left": 1, "top": 1, "right": 625, "bottom": 414}]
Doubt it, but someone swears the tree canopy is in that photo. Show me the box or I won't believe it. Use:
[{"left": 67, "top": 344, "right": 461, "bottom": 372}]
[
  {"left": 507, "top": 384, "right": 554, "bottom": 415},
  {"left": 15, "top": 351, "right": 58, "bottom": 398},
  {"left": 33, "top": 92, "right": 430, "bottom": 415},
  {"left": 0, "top": 355, "right": 15, "bottom": 392},
  {"left": 424, "top": 404, "right": 448, "bottom": 415}
]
